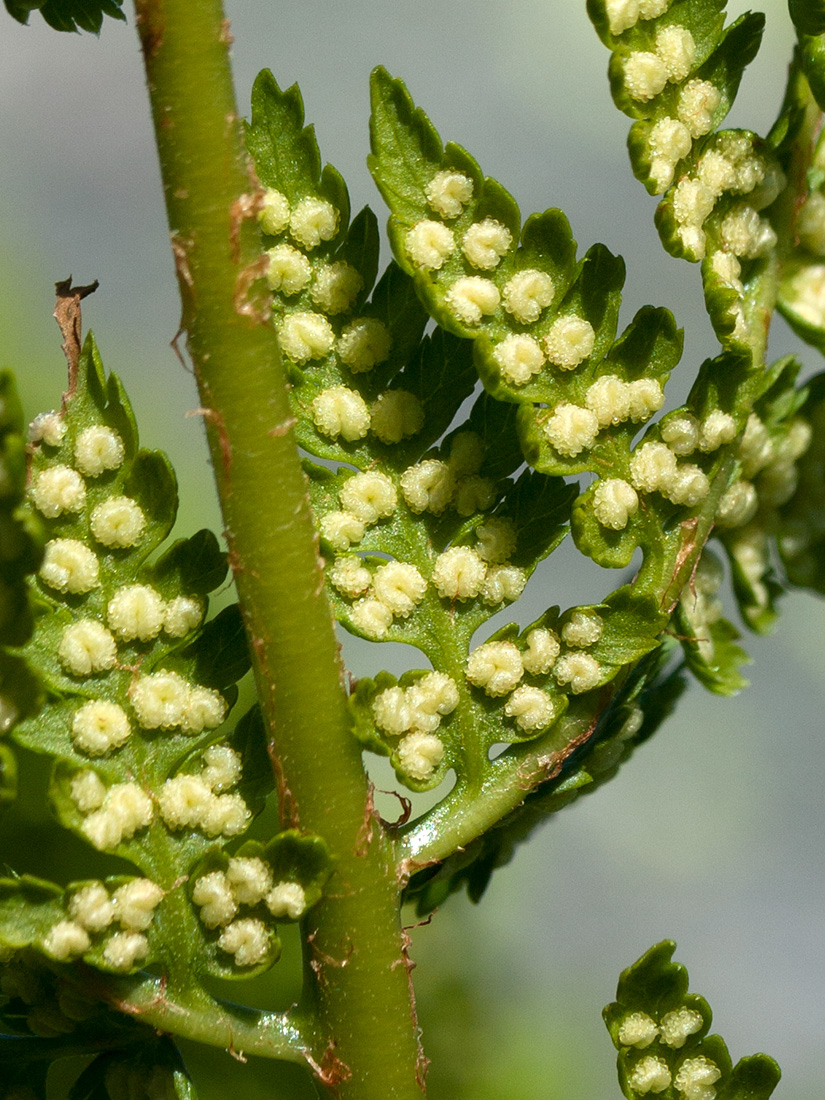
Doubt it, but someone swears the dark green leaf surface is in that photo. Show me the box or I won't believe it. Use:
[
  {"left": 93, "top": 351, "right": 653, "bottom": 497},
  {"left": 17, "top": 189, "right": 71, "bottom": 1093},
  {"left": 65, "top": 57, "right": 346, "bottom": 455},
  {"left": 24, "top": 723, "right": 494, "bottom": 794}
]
[{"left": 4, "top": 0, "right": 125, "bottom": 32}]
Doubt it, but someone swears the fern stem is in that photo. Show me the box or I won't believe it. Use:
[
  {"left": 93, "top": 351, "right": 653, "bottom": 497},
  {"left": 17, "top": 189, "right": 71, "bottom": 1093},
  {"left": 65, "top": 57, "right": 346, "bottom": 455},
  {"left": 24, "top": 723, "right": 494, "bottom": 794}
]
[{"left": 131, "top": 0, "right": 423, "bottom": 1094}]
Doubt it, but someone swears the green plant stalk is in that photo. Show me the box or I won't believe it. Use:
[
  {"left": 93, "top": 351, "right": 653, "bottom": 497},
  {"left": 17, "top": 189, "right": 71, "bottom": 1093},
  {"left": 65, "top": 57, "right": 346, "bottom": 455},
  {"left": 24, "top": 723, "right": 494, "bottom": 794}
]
[{"left": 131, "top": 0, "right": 422, "bottom": 1094}]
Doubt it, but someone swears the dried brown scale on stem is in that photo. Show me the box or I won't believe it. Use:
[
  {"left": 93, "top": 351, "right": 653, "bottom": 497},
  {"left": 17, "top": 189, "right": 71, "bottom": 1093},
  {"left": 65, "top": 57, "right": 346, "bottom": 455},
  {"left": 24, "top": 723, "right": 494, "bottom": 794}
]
[{"left": 54, "top": 277, "right": 98, "bottom": 396}]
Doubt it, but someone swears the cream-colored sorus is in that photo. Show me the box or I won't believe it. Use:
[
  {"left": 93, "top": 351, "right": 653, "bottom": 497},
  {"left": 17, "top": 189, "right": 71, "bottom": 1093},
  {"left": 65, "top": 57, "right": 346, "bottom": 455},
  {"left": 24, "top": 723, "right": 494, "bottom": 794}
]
[
  {"left": 107, "top": 584, "right": 166, "bottom": 642},
  {"left": 593, "top": 478, "right": 639, "bottom": 529},
  {"left": 70, "top": 769, "right": 107, "bottom": 812},
  {"left": 678, "top": 80, "right": 722, "bottom": 138},
  {"left": 647, "top": 117, "right": 692, "bottom": 192},
  {"left": 739, "top": 413, "right": 772, "bottom": 478},
  {"left": 319, "top": 510, "right": 365, "bottom": 552},
  {"left": 102, "top": 931, "right": 149, "bottom": 972},
  {"left": 81, "top": 782, "right": 153, "bottom": 852},
  {"left": 396, "top": 731, "right": 445, "bottom": 781},
  {"left": 445, "top": 276, "right": 501, "bottom": 325},
  {"left": 193, "top": 870, "right": 238, "bottom": 928},
  {"left": 69, "top": 882, "right": 115, "bottom": 932},
  {"left": 29, "top": 411, "right": 66, "bottom": 447},
  {"left": 678, "top": 223, "right": 707, "bottom": 260},
  {"left": 502, "top": 269, "right": 555, "bottom": 323},
  {"left": 561, "top": 610, "right": 603, "bottom": 648},
  {"left": 474, "top": 517, "right": 517, "bottom": 563},
  {"left": 666, "top": 464, "right": 710, "bottom": 506},
  {"left": 265, "top": 244, "right": 312, "bottom": 296},
  {"left": 400, "top": 460, "right": 455, "bottom": 515},
  {"left": 42, "top": 920, "right": 91, "bottom": 961},
  {"left": 310, "top": 261, "right": 363, "bottom": 314},
  {"left": 289, "top": 197, "right": 339, "bottom": 250},
  {"left": 372, "top": 686, "right": 413, "bottom": 735},
  {"left": 339, "top": 470, "right": 397, "bottom": 525},
  {"left": 627, "top": 1055, "right": 672, "bottom": 1095},
  {"left": 258, "top": 188, "right": 290, "bottom": 235},
  {"left": 201, "top": 743, "right": 243, "bottom": 792},
  {"left": 585, "top": 375, "right": 630, "bottom": 426},
  {"left": 479, "top": 564, "right": 527, "bottom": 605},
  {"left": 406, "top": 672, "right": 459, "bottom": 732},
  {"left": 655, "top": 24, "right": 696, "bottom": 82},
  {"left": 659, "top": 1006, "right": 703, "bottom": 1048},
  {"left": 163, "top": 595, "right": 204, "bottom": 638},
  {"left": 370, "top": 390, "right": 425, "bottom": 444},
  {"left": 543, "top": 315, "right": 596, "bottom": 369},
  {"left": 40, "top": 539, "right": 100, "bottom": 594},
  {"left": 112, "top": 880, "right": 164, "bottom": 931},
  {"left": 522, "top": 628, "right": 561, "bottom": 675},
  {"left": 776, "top": 262, "right": 825, "bottom": 329},
  {"left": 493, "top": 334, "right": 545, "bottom": 386},
  {"left": 720, "top": 205, "right": 776, "bottom": 259},
  {"left": 278, "top": 311, "right": 335, "bottom": 363},
  {"left": 58, "top": 620, "right": 117, "bottom": 677},
  {"left": 182, "top": 686, "right": 227, "bottom": 734},
  {"left": 90, "top": 497, "right": 146, "bottom": 549},
  {"left": 627, "top": 379, "right": 665, "bottom": 422},
  {"left": 673, "top": 1056, "right": 721, "bottom": 1099},
  {"left": 218, "top": 918, "right": 270, "bottom": 967},
  {"left": 72, "top": 700, "right": 131, "bottom": 756},
  {"left": 74, "top": 425, "right": 125, "bottom": 478},
  {"left": 554, "top": 651, "right": 602, "bottom": 693},
  {"left": 462, "top": 219, "right": 512, "bottom": 269},
  {"left": 158, "top": 774, "right": 213, "bottom": 830},
  {"left": 431, "top": 546, "right": 487, "bottom": 601},
  {"left": 337, "top": 317, "right": 393, "bottom": 372},
  {"left": 673, "top": 178, "right": 715, "bottom": 229},
  {"left": 130, "top": 670, "right": 190, "bottom": 729},
  {"left": 617, "top": 1011, "right": 659, "bottom": 1049},
  {"left": 504, "top": 685, "right": 556, "bottom": 731},
  {"left": 405, "top": 220, "right": 455, "bottom": 269},
  {"left": 30, "top": 465, "right": 86, "bottom": 518},
  {"left": 372, "top": 561, "right": 427, "bottom": 617},
  {"left": 311, "top": 386, "right": 370, "bottom": 442},
  {"left": 629, "top": 441, "right": 678, "bottom": 493},
  {"left": 425, "top": 170, "right": 474, "bottom": 218},
  {"left": 226, "top": 857, "right": 274, "bottom": 906},
  {"left": 623, "top": 51, "right": 668, "bottom": 102},
  {"left": 466, "top": 640, "right": 524, "bottom": 696},
  {"left": 541, "top": 404, "right": 600, "bottom": 457},
  {"left": 350, "top": 597, "right": 393, "bottom": 639},
  {"left": 795, "top": 190, "right": 825, "bottom": 255},
  {"left": 698, "top": 410, "right": 737, "bottom": 452},
  {"left": 328, "top": 554, "right": 371, "bottom": 598},
  {"left": 604, "top": 0, "right": 640, "bottom": 35},
  {"left": 661, "top": 413, "right": 700, "bottom": 455},
  {"left": 266, "top": 881, "right": 308, "bottom": 920}
]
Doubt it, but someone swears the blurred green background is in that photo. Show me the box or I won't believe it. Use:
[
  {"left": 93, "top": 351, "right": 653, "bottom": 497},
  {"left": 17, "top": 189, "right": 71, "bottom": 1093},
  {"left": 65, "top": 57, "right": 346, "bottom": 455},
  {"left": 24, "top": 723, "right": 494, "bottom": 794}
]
[{"left": 1, "top": 1, "right": 824, "bottom": 1096}]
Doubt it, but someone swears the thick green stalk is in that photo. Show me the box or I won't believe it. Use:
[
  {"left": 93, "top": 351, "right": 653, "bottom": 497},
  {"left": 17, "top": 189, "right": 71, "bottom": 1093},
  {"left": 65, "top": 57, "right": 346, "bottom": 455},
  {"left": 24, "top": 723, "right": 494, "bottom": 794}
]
[{"left": 131, "top": 1, "right": 422, "bottom": 1094}]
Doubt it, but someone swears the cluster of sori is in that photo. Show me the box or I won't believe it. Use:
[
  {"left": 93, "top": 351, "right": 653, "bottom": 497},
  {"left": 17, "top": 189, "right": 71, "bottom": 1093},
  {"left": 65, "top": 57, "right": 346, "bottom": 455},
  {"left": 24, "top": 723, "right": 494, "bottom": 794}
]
[
  {"left": 69, "top": 743, "right": 249, "bottom": 852},
  {"left": 599, "top": 1, "right": 785, "bottom": 335},
  {"left": 371, "top": 672, "right": 460, "bottom": 782},
  {"left": 616, "top": 1005, "right": 720, "bottom": 1098},
  {"left": 538, "top": 372, "right": 665, "bottom": 462},
  {"left": 720, "top": 410, "right": 813, "bottom": 618},
  {"left": 321, "top": 431, "right": 527, "bottom": 639},
  {"left": 259, "top": 187, "right": 393, "bottom": 379},
  {"left": 40, "top": 877, "right": 163, "bottom": 973},
  {"left": 0, "top": 952, "right": 103, "bottom": 1037},
  {"left": 190, "top": 856, "right": 307, "bottom": 968},
  {"left": 27, "top": 411, "right": 228, "bottom": 763},
  {"left": 467, "top": 609, "right": 604, "bottom": 727}
]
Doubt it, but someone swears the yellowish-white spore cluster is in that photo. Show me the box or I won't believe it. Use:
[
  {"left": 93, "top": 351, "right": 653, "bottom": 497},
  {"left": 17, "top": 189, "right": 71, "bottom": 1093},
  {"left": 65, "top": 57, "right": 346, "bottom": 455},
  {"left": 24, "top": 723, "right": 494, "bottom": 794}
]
[
  {"left": 28, "top": 411, "right": 66, "bottom": 447},
  {"left": 623, "top": 23, "right": 695, "bottom": 103},
  {"left": 70, "top": 773, "right": 154, "bottom": 850},
  {"left": 593, "top": 478, "right": 640, "bottom": 530},
  {"left": 30, "top": 466, "right": 86, "bottom": 518},
  {"left": 131, "top": 670, "right": 226, "bottom": 733},
  {"left": 44, "top": 877, "right": 162, "bottom": 972},
  {"left": 466, "top": 630, "right": 561, "bottom": 734},
  {"left": 372, "top": 672, "right": 459, "bottom": 769},
  {"left": 604, "top": 0, "right": 670, "bottom": 37},
  {"left": 629, "top": 442, "right": 710, "bottom": 507},
  {"left": 158, "top": 743, "right": 249, "bottom": 838},
  {"left": 673, "top": 1056, "right": 721, "bottom": 1100},
  {"left": 71, "top": 700, "right": 132, "bottom": 756},
  {"left": 617, "top": 1011, "right": 659, "bottom": 1049},
  {"left": 425, "top": 170, "right": 474, "bottom": 218},
  {"left": 192, "top": 853, "right": 308, "bottom": 967},
  {"left": 627, "top": 1055, "right": 672, "bottom": 1095},
  {"left": 40, "top": 539, "right": 100, "bottom": 594},
  {"left": 107, "top": 584, "right": 203, "bottom": 642},
  {"left": 90, "top": 497, "right": 146, "bottom": 549},
  {"left": 74, "top": 426, "right": 125, "bottom": 477},
  {"left": 58, "top": 620, "right": 117, "bottom": 677}
]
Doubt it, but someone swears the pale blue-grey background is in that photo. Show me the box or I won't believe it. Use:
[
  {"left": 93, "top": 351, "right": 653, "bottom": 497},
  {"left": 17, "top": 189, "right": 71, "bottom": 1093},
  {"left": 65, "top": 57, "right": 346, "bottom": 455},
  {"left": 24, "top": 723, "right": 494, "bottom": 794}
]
[{"left": 1, "top": 2, "right": 823, "bottom": 1096}]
